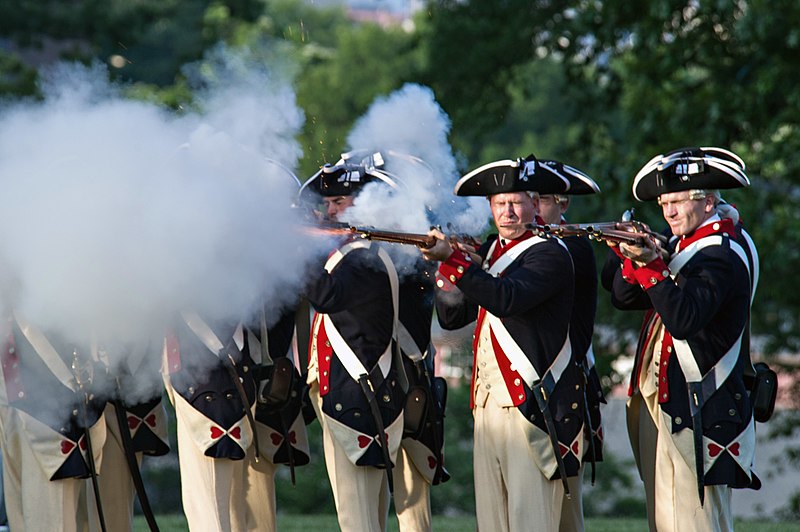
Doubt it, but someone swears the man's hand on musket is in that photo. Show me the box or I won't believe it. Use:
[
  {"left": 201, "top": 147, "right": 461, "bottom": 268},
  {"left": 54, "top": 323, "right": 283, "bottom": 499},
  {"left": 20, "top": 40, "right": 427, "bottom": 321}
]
[
  {"left": 421, "top": 228, "right": 453, "bottom": 262},
  {"left": 422, "top": 228, "right": 482, "bottom": 264},
  {"left": 614, "top": 234, "right": 664, "bottom": 266},
  {"left": 450, "top": 235, "right": 482, "bottom": 263}
]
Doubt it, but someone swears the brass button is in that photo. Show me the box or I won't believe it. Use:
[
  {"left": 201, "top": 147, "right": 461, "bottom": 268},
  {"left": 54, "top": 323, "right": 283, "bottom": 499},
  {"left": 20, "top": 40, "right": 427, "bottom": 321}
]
[
  {"left": 335, "top": 403, "right": 342, "bottom": 411},
  {"left": 662, "top": 269, "right": 670, "bottom": 277},
  {"left": 449, "top": 274, "right": 457, "bottom": 282},
  {"left": 436, "top": 279, "right": 444, "bottom": 288},
  {"left": 729, "top": 409, "right": 736, "bottom": 416},
  {"left": 325, "top": 340, "right": 331, "bottom": 347},
  {"left": 514, "top": 378, "right": 521, "bottom": 386},
  {"left": 571, "top": 402, "right": 578, "bottom": 410},
  {"left": 675, "top": 417, "right": 682, "bottom": 425},
  {"left": 650, "top": 277, "right": 658, "bottom": 285},
  {"left": 457, "top": 266, "right": 465, "bottom": 274},
  {"left": 734, "top": 393, "right": 742, "bottom": 400},
  {"left": 713, "top": 223, "right": 720, "bottom": 231},
  {"left": 382, "top": 394, "right": 391, "bottom": 403},
  {"left": 518, "top": 394, "right": 524, "bottom": 401},
  {"left": 667, "top": 346, "right": 673, "bottom": 353}
]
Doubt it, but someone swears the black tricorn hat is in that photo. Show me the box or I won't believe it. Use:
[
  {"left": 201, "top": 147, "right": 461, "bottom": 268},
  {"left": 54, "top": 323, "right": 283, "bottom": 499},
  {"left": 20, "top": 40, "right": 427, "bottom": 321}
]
[
  {"left": 263, "top": 157, "right": 301, "bottom": 190},
  {"left": 632, "top": 146, "right": 749, "bottom": 201},
  {"left": 297, "top": 159, "right": 400, "bottom": 204},
  {"left": 454, "top": 154, "right": 599, "bottom": 196},
  {"left": 538, "top": 159, "right": 600, "bottom": 195}
]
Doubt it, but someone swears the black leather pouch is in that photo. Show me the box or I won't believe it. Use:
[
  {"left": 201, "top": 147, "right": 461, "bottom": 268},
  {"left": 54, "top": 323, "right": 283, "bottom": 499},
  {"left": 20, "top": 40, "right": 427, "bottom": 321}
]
[
  {"left": 750, "top": 362, "right": 777, "bottom": 423},
  {"left": 258, "top": 357, "right": 295, "bottom": 411},
  {"left": 403, "top": 385, "right": 430, "bottom": 439}
]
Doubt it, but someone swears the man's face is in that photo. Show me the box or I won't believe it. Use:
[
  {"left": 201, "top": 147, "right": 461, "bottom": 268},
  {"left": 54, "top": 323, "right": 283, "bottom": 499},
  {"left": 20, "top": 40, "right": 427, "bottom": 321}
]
[
  {"left": 322, "top": 195, "right": 354, "bottom": 222},
  {"left": 658, "top": 191, "right": 715, "bottom": 237},
  {"left": 537, "top": 194, "right": 569, "bottom": 225},
  {"left": 489, "top": 191, "right": 538, "bottom": 240}
]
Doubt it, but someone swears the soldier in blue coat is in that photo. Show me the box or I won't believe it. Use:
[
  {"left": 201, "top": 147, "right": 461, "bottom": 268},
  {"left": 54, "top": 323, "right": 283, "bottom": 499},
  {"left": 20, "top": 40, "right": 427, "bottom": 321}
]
[
  {"left": 422, "top": 155, "right": 585, "bottom": 532},
  {"left": 534, "top": 160, "right": 604, "bottom": 532},
  {"left": 606, "top": 147, "right": 759, "bottom": 532},
  {"left": 0, "top": 314, "right": 106, "bottom": 532},
  {"left": 299, "top": 161, "right": 405, "bottom": 532}
]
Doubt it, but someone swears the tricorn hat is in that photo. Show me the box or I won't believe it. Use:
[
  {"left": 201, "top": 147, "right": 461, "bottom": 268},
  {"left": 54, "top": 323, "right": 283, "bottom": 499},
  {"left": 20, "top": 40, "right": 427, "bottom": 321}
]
[
  {"left": 297, "top": 159, "right": 401, "bottom": 204},
  {"left": 263, "top": 157, "right": 301, "bottom": 189},
  {"left": 538, "top": 159, "right": 600, "bottom": 195},
  {"left": 454, "top": 154, "right": 599, "bottom": 196},
  {"left": 632, "top": 146, "right": 749, "bottom": 201}
]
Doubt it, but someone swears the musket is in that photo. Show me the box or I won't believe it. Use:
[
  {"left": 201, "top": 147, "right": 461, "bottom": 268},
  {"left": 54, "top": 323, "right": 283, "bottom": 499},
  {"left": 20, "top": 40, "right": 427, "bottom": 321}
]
[
  {"left": 527, "top": 209, "right": 669, "bottom": 247},
  {"left": 304, "top": 221, "right": 481, "bottom": 250}
]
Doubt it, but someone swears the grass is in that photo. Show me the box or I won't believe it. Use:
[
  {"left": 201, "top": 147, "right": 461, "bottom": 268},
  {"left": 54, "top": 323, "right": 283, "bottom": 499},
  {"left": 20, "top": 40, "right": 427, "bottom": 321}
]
[{"left": 135, "top": 514, "right": 799, "bottom": 531}]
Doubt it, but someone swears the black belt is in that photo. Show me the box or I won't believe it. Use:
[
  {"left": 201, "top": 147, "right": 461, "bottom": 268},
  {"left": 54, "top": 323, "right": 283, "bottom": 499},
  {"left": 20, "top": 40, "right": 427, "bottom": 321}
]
[
  {"left": 113, "top": 397, "right": 160, "bottom": 531},
  {"left": 532, "top": 378, "right": 571, "bottom": 499},
  {"left": 358, "top": 371, "right": 394, "bottom": 494}
]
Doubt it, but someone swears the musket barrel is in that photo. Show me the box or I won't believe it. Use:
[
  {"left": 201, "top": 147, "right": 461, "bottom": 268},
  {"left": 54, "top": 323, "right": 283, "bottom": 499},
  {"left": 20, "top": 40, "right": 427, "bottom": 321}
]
[{"left": 302, "top": 223, "right": 438, "bottom": 248}]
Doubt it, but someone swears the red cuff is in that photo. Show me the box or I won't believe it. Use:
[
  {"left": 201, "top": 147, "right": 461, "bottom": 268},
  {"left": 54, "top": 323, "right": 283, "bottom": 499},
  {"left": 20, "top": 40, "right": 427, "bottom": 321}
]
[
  {"left": 621, "top": 259, "right": 638, "bottom": 284},
  {"left": 631, "top": 257, "right": 671, "bottom": 290},
  {"left": 436, "top": 249, "right": 473, "bottom": 290},
  {"left": 610, "top": 246, "right": 626, "bottom": 261}
]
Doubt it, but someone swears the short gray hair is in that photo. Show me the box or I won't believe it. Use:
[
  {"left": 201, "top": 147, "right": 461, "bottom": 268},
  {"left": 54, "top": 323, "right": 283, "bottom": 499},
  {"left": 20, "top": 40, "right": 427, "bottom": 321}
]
[{"left": 687, "top": 189, "right": 721, "bottom": 205}]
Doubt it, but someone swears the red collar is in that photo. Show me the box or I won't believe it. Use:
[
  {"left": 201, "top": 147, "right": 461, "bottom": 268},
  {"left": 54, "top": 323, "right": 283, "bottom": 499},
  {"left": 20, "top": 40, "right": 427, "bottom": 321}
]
[
  {"left": 499, "top": 230, "right": 534, "bottom": 250},
  {"left": 491, "top": 230, "right": 534, "bottom": 265},
  {"left": 677, "top": 218, "right": 735, "bottom": 251}
]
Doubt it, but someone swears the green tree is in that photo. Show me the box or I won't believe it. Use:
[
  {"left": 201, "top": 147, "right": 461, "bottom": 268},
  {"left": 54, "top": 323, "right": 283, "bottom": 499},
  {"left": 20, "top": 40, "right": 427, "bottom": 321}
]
[{"left": 294, "top": 20, "right": 422, "bottom": 175}]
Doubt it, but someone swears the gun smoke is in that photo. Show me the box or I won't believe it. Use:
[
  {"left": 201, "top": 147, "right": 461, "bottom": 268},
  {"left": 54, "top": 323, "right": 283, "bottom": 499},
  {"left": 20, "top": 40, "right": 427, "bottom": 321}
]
[
  {"left": 0, "top": 49, "right": 491, "bottom": 410},
  {"left": 0, "top": 46, "right": 320, "bottom": 403},
  {"left": 340, "top": 83, "right": 490, "bottom": 270}
]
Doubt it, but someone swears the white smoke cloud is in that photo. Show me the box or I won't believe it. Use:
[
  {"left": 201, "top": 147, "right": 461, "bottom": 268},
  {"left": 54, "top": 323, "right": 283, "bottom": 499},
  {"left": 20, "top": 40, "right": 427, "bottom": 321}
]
[
  {"left": 343, "top": 83, "right": 490, "bottom": 235},
  {"left": 0, "top": 46, "right": 325, "bottom": 398}
]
